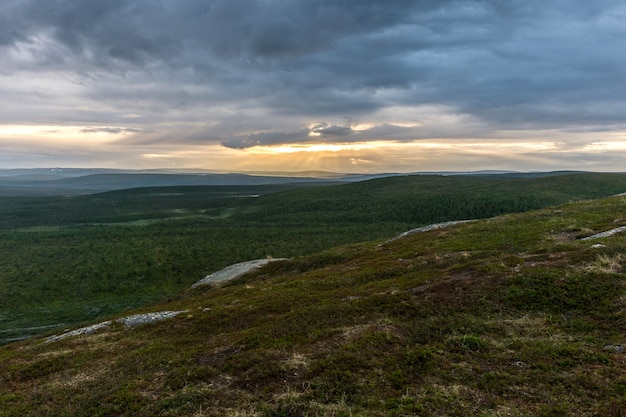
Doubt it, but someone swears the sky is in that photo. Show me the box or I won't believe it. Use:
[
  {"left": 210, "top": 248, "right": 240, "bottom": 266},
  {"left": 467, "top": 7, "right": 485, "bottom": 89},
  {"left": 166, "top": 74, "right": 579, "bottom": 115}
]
[{"left": 1, "top": 0, "right": 626, "bottom": 173}]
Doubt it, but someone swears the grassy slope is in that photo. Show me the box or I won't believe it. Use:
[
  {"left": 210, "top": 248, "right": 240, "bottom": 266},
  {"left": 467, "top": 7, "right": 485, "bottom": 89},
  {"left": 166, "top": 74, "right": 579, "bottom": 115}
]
[
  {"left": 2, "top": 172, "right": 626, "bottom": 343},
  {"left": 1, "top": 193, "right": 626, "bottom": 416}
]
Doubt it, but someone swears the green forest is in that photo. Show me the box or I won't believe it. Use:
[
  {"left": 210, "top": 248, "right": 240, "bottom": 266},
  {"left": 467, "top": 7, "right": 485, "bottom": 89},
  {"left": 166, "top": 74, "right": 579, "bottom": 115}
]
[{"left": 1, "top": 172, "right": 626, "bottom": 343}]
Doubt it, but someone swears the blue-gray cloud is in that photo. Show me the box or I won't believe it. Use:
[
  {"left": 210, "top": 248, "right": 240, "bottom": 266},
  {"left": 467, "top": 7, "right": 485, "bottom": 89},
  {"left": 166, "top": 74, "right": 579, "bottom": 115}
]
[
  {"left": 2, "top": 0, "right": 626, "bottom": 151},
  {"left": 221, "top": 122, "right": 356, "bottom": 149},
  {"left": 79, "top": 127, "right": 142, "bottom": 134}
]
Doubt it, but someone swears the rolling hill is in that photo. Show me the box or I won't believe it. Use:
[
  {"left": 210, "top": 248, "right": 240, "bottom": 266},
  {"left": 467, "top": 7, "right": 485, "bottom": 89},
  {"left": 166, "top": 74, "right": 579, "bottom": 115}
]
[
  {"left": 1, "top": 190, "right": 626, "bottom": 415},
  {"left": 2, "top": 172, "right": 626, "bottom": 346}
]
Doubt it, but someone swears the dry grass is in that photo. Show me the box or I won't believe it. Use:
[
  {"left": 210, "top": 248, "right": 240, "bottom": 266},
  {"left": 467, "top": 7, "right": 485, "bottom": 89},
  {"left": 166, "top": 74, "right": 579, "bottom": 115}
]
[{"left": 581, "top": 253, "right": 625, "bottom": 274}]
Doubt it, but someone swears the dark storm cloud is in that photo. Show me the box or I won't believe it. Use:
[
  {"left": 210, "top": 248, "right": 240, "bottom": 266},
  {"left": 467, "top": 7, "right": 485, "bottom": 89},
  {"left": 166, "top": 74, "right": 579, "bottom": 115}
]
[
  {"left": 6, "top": 0, "right": 439, "bottom": 64},
  {"left": 79, "top": 127, "right": 142, "bottom": 134},
  {"left": 3, "top": 0, "right": 626, "bottom": 149},
  {"left": 221, "top": 122, "right": 355, "bottom": 149},
  {"left": 310, "top": 123, "right": 354, "bottom": 137},
  {"left": 221, "top": 129, "right": 310, "bottom": 149}
]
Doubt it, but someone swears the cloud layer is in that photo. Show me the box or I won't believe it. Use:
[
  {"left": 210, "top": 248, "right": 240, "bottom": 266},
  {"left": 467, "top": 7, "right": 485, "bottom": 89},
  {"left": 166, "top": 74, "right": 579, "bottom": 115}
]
[{"left": 1, "top": 0, "right": 626, "bottom": 170}]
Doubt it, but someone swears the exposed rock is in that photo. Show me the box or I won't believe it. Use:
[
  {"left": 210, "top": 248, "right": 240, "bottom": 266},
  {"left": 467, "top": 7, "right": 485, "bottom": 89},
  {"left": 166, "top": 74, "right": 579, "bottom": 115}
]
[
  {"left": 45, "top": 310, "right": 188, "bottom": 343},
  {"left": 581, "top": 226, "right": 626, "bottom": 241},
  {"left": 191, "top": 258, "right": 288, "bottom": 288},
  {"left": 117, "top": 311, "right": 189, "bottom": 327},
  {"left": 384, "top": 220, "right": 476, "bottom": 244},
  {"left": 603, "top": 344, "right": 625, "bottom": 353},
  {"left": 45, "top": 321, "right": 112, "bottom": 343}
]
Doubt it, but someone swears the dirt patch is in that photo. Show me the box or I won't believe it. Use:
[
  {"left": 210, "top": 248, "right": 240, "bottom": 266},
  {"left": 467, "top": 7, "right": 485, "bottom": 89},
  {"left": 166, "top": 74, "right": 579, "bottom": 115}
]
[{"left": 409, "top": 271, "right": 474, "bottom": 295}]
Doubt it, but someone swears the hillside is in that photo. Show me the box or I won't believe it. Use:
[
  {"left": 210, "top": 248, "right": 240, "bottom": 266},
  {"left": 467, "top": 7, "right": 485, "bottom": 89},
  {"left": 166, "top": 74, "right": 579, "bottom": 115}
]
[
  {"left": 1, "top": 193, "right": 626, "bottom": 416},
  {"left": 2, "top": 172, "right": 626, "bottom": 345},
  {"left": 232, "top": 172, "right": 626, "bottom": 225}
]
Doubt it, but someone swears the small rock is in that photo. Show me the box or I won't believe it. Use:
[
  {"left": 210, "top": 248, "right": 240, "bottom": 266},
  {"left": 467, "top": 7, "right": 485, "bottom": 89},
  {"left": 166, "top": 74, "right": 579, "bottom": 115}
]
[{"left": 603, "top": 344, "right": 625, "bottom": 353}]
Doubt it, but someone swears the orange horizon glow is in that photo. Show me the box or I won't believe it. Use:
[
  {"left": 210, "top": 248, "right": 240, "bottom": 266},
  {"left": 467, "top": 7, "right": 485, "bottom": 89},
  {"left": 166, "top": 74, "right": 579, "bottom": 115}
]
[{"left": 2, "top": 122, "right": 626, "bottom": 172}]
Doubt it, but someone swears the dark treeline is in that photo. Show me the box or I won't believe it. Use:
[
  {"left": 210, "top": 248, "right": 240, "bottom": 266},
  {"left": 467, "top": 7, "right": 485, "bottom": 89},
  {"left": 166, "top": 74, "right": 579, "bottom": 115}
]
[{"left": 231, "top": 172, "right": 626, "bottom": 224}]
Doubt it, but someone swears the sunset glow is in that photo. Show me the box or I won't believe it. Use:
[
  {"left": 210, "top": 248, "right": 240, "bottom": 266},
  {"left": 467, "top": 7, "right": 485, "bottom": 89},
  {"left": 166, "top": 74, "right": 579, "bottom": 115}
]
[{"left": 246, "top": 142, "right": 385, "bottom": 155}]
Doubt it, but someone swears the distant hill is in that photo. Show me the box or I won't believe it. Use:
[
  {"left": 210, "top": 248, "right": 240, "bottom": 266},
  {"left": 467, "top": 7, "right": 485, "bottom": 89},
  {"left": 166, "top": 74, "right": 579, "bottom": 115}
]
[
  {"left": 2, "top": 167, "right": 592, "bottom": 196},
  {"left": 5, "top": 167, "right": 615, "bottom": 195},
  {"left": 1, "top": 168, "right": 435, "bottom": 195},
  {"left": 0, "top": 170, "right": 339, "bottom": 195}
]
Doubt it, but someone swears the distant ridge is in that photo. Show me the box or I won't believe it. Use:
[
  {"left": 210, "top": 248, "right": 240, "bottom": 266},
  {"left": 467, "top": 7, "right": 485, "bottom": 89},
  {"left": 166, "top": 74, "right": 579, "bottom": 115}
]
[
  {"left": 0, "top": 170, "right": 341, "bottom": 195},
  {"left": 0, "top": 168, "right": 620, "bottom": 196}
]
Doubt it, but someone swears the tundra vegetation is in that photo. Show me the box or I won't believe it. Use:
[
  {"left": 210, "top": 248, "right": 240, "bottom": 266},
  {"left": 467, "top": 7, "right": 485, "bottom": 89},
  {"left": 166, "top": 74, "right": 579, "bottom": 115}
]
[{"left": 0, "top": 172, "right": 626, "bottom": 415}]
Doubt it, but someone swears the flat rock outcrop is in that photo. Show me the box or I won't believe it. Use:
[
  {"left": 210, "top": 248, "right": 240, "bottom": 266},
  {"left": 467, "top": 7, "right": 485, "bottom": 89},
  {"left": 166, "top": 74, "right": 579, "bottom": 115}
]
[{"left": 191, "top": 258, "right": 287, "bottom": 288}]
